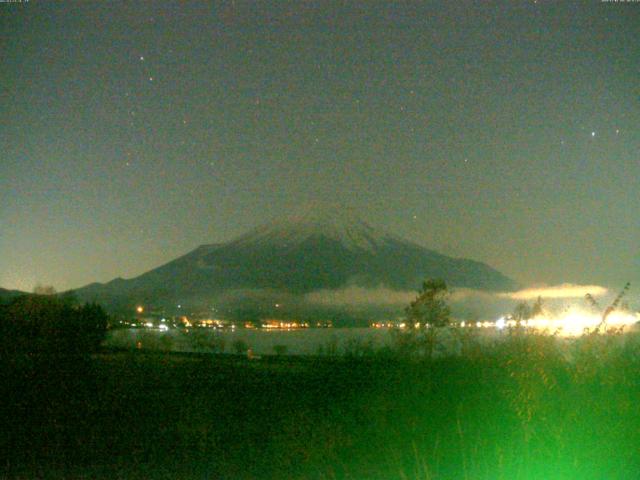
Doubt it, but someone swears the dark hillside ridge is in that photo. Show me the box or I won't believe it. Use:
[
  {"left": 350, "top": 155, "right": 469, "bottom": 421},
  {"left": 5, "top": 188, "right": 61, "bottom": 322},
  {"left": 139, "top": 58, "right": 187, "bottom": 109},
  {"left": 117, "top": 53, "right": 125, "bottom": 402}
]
[{"left": 0, "top": 288, "right": 27, "bottom": 303}]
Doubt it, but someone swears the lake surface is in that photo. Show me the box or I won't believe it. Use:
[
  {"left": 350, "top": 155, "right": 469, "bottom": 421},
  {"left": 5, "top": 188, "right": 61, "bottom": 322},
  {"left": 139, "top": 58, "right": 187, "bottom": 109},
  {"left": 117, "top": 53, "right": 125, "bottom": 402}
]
[
  {"left": 105, "top": 326, "right": 634, "bottom": 357},
  {"left": 105, "top": 327, "right": 397, "bottom": 356}
]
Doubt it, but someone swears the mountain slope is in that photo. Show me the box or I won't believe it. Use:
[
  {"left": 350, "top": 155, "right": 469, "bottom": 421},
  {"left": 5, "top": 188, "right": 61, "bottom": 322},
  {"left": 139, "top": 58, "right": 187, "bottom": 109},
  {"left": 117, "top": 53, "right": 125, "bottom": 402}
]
[{"left": 75, "top": 211, "right": 517, "bottom": 314}]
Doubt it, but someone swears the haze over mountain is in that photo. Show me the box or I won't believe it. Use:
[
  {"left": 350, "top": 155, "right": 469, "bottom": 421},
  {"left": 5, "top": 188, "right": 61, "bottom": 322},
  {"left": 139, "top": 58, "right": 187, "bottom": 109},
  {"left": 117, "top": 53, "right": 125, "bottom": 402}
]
[{"left": 72, "top": 209, "right": 516, "bottom": 322}]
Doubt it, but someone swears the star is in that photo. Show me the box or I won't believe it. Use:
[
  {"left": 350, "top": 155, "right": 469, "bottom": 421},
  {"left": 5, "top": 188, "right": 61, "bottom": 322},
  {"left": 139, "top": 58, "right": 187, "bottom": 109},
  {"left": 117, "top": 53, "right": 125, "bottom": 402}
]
[
  {"left": 591, "top": 131, "right": 596, "bottom": 137},
  {"left": 140, "top": 56, "right": 144, "bottom": 61},
  {"left": 149, "top": 77, "right": 154, "bottom": 82}
]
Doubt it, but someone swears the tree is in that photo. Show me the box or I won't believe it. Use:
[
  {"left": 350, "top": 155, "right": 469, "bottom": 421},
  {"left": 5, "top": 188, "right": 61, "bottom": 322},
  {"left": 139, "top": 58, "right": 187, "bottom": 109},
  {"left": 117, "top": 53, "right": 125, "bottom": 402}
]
[
  {"left": 405, "top": 278, "right": 451, "bottom": 328},
  {"left": 512, "top": 301, "right": 532, "bottom": 323},
  {"left": 531, "top": 296, "right": 544, "bottom": 317},
  {"left": 394, "top": 279, "right": 452, "bottom": 360},
  {"left": 0, "top": 294, "right": 108, "bottom": 355},
  {"left": 511, "top": 297, "right": 544, "bottom": 325},
  {"left": 33, "top": 284, "right": 57, "bottom": 295},
  {"left": 73, "top": 302, "right": 109, "bottom": 352}
]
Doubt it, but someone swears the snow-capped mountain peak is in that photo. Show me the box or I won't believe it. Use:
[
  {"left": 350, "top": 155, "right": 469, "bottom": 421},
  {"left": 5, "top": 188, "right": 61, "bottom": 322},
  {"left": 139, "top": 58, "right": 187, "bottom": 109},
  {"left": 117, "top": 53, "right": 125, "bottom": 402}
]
[
  {"left": 232, "top": 208, "right": 393, "bottom": 252},
  {"left": 73, "top": 205, "right": 518, "bottom": 320}
]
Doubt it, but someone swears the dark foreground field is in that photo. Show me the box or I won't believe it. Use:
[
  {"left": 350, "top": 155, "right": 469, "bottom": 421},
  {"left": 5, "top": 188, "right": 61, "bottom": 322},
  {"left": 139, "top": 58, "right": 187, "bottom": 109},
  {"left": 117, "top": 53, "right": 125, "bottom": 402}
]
[{"left": 2, "top": 332, "right": 640, "bottom": 479}]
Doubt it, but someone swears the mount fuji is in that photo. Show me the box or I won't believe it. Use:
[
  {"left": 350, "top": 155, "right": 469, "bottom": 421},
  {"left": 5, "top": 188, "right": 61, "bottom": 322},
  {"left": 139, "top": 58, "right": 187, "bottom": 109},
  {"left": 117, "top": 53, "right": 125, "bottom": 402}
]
[{"left": 74, "top": 209, "right": 516, "bottom": 321}]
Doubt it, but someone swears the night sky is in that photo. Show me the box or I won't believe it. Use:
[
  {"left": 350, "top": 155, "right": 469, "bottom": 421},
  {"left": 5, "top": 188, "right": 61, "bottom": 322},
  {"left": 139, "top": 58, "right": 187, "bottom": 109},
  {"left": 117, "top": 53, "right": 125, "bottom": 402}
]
[{"left": 2, "top": 1, "right": 639, "bottom": 292}]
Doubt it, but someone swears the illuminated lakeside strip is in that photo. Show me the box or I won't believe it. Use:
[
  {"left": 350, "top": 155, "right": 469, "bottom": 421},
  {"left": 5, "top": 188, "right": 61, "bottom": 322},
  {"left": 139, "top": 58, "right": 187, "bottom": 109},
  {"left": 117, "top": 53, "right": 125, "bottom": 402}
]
[{"left": 482, "top": 309, "right": 640, "bottom": 337}]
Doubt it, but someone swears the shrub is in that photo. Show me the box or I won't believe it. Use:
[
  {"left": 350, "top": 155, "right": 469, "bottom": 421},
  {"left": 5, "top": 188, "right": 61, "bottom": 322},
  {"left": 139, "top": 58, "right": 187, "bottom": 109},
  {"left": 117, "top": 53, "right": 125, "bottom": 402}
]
[
  {"left": 273, "top": 344, "right": 287, "bottom": 356},
  {"left": 232, "top": 339, "right": 248, "bottom": 355},
  {"left": 0, "top": 294, "right": 108, "bottom": 355},
  {"left": 316, "top": 335, "right": 339, "bottom": 357}
]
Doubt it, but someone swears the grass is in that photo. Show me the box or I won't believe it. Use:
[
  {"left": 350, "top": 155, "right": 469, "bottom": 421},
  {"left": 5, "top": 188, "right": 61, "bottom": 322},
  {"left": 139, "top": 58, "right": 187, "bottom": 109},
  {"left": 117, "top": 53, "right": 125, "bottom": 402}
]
[{"left": 2, "top": 329, "right": 640, "bottom": 479}]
